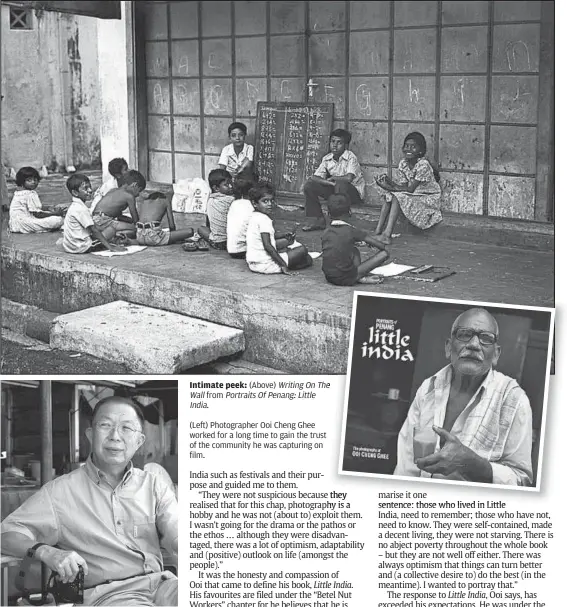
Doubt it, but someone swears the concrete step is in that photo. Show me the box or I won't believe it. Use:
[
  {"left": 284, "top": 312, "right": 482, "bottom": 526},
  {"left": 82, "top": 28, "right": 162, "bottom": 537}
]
[
  {"left": 50, "top": 301, "right": 245, "bottom": 374},
  {"left": 2, "top": 229, "right": 553, "bottom": 374}
]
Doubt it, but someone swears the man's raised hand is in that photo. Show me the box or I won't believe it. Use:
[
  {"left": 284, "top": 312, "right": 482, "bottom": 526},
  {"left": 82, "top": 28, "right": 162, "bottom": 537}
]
[{"left": 416, "top": 427, "right": 476, "bottom": 477}]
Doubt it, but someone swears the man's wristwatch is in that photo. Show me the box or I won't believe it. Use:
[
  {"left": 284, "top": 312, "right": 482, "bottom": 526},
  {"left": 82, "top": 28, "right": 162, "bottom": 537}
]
[{"left": 26, "top": 542, "right": 48, "bottom": 559}]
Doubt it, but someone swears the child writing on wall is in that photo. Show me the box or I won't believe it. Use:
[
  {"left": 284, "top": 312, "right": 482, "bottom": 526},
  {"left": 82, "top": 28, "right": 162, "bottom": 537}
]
[
  {"left": 92, "top": 169, "right": 145, "bottom": 240},
  {"left": 302, "top": 128, "right": 365, "bottom": 232},
  {"left": 90, "top": 157, "right": 129, "bottom": 212},
  {"left": 226, "top": 176, "right": 256, "bottom": 259},
  {"left": 61, "top": 174, "right": 126, "bottom": 254},
  {"left": 246, "top": 182, "right": 312, "bottom": 275},
  {"left": 8, "top": 166, "right": 64, "bottom": 233},
  {"left": 374, "top": 131, "right": 442, "bottom": 244},
  {"left": 321, "top": 193, "right": 389, "bottom": 286},
  {"left": 197, "top": 168, "right": 234, "bottom": 250},
  {"left": 218, "top": 122, "right": 254, "bottom": 179}
]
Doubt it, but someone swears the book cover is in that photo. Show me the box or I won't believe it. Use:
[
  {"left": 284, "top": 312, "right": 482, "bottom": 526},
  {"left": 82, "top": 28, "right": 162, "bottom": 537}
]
[{"left": 340, "top": 294, "right": 554, "bottom": 490}]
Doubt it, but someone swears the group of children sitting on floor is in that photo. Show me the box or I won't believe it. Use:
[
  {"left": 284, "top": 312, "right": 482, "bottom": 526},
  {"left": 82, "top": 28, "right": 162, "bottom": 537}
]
[
  {"left": 195, "top": 169, "right": 314, "bottom": 275},
  {"left": 6, "top": 123, "right": 442, "bottom": 286}
]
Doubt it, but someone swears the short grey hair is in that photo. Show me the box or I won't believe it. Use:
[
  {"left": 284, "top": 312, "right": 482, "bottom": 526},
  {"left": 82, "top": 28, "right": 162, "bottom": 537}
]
[{"left": 450, "top": 308, "right": 499, "bottom": 339}]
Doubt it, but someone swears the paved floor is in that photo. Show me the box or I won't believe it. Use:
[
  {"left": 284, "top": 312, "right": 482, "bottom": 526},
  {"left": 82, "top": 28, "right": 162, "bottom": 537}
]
[
  {"left": 2, "top": 171, "right": 555, "bottom": 310},
  {"left": 1, "top": 329, "right": 129, "bottom": 374},
  {"left": 1, "top": 329, "right": 275, "bottom": 375}
]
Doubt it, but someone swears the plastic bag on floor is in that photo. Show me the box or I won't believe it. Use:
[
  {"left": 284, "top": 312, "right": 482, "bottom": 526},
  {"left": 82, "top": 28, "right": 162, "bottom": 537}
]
[{"left": 172, "top": 178, "right": 210, "bottom": 214}]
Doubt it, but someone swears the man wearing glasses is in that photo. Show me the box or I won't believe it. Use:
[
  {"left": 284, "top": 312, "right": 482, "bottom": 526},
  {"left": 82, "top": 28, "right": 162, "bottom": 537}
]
[
  {"left": 394, "top": 308, "right": 533, "bottom": 486},
  {"left": 1, "top": 396, "right": 178, "bottom": 605}
]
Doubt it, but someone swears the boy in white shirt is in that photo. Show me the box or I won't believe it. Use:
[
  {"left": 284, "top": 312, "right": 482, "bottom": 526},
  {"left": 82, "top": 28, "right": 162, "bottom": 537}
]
[
  {"left": 226, "top": 176, "right": 255, "bottom": 259},
  {"left": 218, "top": 122, "right": 254, "bottom": 179},
  {"left": 61, "top": 174, "right": 126, "bottom": 254},
  {"left": 246, "top": 182, "right": 311, "bottom": 275},
  {"left": 302, "top": 129, "right": 365, "bottom": 232}
]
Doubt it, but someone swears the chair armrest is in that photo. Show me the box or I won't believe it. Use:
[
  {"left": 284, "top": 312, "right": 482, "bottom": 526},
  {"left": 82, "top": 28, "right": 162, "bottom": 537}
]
[{"left": 1, "top": 554, "right": 22, "bottom": 567}]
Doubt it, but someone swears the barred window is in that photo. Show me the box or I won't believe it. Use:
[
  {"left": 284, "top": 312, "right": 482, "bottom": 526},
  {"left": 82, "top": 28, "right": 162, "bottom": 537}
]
[{"left": 9, "top": 7, "right": 33, "bottom": 30}]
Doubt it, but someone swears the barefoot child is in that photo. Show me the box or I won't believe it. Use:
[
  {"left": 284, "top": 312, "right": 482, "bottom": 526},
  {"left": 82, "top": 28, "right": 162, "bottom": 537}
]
[
  {"left": 246, "top": 182, "right": 312, "bottom": 275},
  {"left": 218, "top": 122, "right": 254, "bottom": 179},
  {"left": 374, "top": 131, "right": 442, "bottom": 243},
  {"left": 302, "top": 129, "right": 365, "bottom": 232},
  {"left": 92, "top": 169, "right": 145, "bottom": 239},
  {"left": 61, "top": 174, "right": 126, "bottom": 254},
  {"left": 8, "top": 166, "right": 64, "bottom": 233},
  {"left": 91, "top": 157, "right": 129, "bottom": 212},
  {"left": 322, "top": 194, "right": 389, "bottom": 286},
  {"left": 135, "top": 190, "right": 194, "bottom": 246},
  {"left": 197, "top": 169, "right": 234, "bottom": 250}
]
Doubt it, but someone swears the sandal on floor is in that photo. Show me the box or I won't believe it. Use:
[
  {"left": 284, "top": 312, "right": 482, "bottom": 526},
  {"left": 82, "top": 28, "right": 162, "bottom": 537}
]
[
  {"left": 358, "top": 275, "right": 385, "bottom": 284},
  {"left": 182, "top": 242, "right": 198, "bottom": 252},
  {"left": 301, "top": 223, "right": 325, "bottom": 232},
  {"left": 196, "top": 239, "right": 209, "bottom": 251}
]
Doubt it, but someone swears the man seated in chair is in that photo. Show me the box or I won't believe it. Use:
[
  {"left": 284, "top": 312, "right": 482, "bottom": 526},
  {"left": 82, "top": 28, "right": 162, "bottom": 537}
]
[{"left": 1, "top": 396, "right": 178, "bottom": 606}]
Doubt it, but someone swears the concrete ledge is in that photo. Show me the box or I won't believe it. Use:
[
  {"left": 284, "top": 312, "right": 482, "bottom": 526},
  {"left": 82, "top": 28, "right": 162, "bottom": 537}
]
[
  {"left": 1, "top": 298, "right": 58, "bottom": 343},
  {"left": 2, "top": 247, "right": 351, "bottom": 373},
  {"left": 207, "top": 358, "right": 286, "bottom": 375},
  {"left": 2, "top": 297, "right": 286, "bottom": 375},
  {"left": 2, "top": 224, "right": 552, "bottom": 374},
  {"left": 50, "top": 301, "right": 246, "bottom": 374}
]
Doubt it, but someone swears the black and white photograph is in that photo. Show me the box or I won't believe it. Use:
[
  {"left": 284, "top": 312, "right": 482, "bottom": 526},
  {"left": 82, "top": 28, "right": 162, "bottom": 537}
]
[
  {"left": 0, "top": 1, "right": 554, "bottom": 375},
  {"left": 339, "top": 293, "right": 554, "bottom": 490},
  {"left": 0, "top": 379, "right": 178, "bottom": 606}
]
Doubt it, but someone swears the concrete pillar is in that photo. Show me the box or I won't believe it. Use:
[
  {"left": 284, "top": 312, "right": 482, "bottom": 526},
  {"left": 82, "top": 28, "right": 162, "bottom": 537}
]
[
  {"left": 97, "top": 1, "right": 131, "bottom": 180},
  {"left": 1, "top": 5, "right": 70, "bottom": 170}
]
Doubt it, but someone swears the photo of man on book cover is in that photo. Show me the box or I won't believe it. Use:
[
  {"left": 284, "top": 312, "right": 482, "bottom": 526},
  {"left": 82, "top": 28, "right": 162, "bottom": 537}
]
[{"left": 339, "top": 294, "right": 554, "bottom": 490}]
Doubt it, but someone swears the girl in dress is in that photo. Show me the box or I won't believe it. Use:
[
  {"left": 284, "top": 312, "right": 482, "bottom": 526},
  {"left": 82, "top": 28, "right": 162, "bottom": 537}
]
[
  {"left": 374, "top": 132, "right": 442, "bottom": 244},
  {"left": 8, "top": 166, "right": 64, "bottom": 233}
]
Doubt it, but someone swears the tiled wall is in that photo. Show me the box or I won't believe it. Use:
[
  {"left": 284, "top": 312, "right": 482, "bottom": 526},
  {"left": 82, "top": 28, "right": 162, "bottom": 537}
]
[{"left": 137, "top": 1, "right": 553, "bottom": 221}]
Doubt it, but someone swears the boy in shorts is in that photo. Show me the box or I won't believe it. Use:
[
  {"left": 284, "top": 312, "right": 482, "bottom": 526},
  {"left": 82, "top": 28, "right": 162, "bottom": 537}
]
[
  {"left": 136, "top": 191, "right": 194, "bottom": 246},
  {"left": 322, "top": 193, "right": 389, "bottom": 285},
  {"left": 92, "top": 170, "right": 145, "bottom": 240},
  {"left": 302, "top": 128, "right": 365, "bottom": 232},
  {"left": 197, "top": 169, "right": 234, "bottom": 250}
]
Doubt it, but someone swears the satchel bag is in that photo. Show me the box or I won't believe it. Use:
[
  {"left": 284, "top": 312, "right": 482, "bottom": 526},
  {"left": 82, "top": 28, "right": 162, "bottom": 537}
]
[{"left": 16, "top": 555, "right": 84, "bottom": 606}]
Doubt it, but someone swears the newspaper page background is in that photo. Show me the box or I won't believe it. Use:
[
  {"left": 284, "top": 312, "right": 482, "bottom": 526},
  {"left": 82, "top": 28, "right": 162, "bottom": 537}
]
[
  {"left": 179, "top": 371, "right": 562, "bottom": 607},
  {"left": 1, "top": 2, "right": 562, "bottom": 605}
]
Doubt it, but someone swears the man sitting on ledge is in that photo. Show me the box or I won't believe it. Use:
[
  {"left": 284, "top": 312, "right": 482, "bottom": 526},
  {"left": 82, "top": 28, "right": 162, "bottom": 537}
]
[{"left": 1, "top": 396, "right": 178, "bottom": 606}]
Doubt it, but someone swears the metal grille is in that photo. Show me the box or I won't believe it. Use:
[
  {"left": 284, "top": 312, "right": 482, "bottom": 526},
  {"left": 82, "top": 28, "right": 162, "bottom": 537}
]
[
  {"left": 9, "top": 7, "right": 33, "bottom": 30},
  {"left": 136, "top": 1, "right": 553, "bottom": 222}
]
